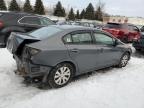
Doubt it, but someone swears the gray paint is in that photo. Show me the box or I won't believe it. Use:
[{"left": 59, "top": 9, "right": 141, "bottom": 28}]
[
  {"left": 26, "top": 25, "right": 132, "bottom": 76},
  {"left": 8, "top": 25, "right": 132, "bottom": 78}
]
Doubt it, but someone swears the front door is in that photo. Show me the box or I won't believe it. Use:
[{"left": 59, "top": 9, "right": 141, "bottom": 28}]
[{"left": 93, "top": 32, "right": 122, "bottom": 68}]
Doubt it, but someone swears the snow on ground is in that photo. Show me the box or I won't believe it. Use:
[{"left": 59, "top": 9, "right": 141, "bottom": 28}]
[{"left": 0, "top": 48, "right": 144, "bottom": 108}]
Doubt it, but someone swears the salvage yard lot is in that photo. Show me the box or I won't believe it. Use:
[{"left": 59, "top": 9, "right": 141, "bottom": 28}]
[{"left": 0, "top": 48, "right": 144, "bottom": 108}]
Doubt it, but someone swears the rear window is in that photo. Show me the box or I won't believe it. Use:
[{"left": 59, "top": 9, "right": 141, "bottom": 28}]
[
  {"left": 104, "top": 23, "right": 123, "bottom": 29},
  {"left": 29, "top": 26, "right": 62, "bottom": 39}
]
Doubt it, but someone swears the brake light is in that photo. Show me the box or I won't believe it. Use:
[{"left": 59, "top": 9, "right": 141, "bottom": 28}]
[{"left": 0, "top": 20, "right": 4, "bottom": 28}]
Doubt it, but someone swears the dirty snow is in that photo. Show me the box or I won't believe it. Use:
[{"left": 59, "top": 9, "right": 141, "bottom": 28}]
[{"left": 0, "top": 48, "right": 144, "bottom": 108}]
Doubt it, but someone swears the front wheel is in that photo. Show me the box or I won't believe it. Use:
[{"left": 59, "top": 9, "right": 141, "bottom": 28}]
[
  {"left": 117, "top": 52, "right": 130, "bottom": 68},
  {"left": 48, "top": 63, "right": 74, "bottom": 88}
]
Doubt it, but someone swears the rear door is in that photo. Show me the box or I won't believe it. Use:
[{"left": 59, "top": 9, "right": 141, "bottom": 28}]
[
  {"left": 63, "top": 30, "right": 101, "bottom": 74},
  {"left": 93, "top": 31, "right": 122, "bottom": 67}
]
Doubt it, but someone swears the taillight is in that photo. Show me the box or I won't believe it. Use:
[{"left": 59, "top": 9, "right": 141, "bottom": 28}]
[
  {"left": 29, "top": 47, "right": 40, "bottom": 56},
  {"left": 0, "top": 20, "right": 4, "bottom": 28}
]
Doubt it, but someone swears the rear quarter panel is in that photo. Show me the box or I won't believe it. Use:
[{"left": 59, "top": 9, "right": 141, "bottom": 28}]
[{"left": 28, "top": 31, "right": 78, "bottom": 68}]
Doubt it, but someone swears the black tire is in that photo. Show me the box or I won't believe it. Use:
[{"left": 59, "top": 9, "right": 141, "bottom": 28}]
[
  {"left": 117, "top": 52, "right": 130, "bottom": 68},
  {"left": 47, "top": 63, "right": 74, "bottom": 88}
]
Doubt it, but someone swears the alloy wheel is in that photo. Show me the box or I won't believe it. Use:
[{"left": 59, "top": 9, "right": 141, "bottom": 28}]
[
  {"left": 121, "top": 54, "right": 129, "bottom": 67},
  {"left": 54, "top": 66, "right": 71, "bottom": 85}
]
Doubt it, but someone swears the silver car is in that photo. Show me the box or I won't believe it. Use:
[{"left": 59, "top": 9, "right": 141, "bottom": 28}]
[{"left": 7, "top": 25, "right": 132, "bottom": 88}]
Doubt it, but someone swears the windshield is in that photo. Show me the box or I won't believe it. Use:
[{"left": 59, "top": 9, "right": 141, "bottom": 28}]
[{"left": 29, "top": 26, "right": 62, "bottom": 39}]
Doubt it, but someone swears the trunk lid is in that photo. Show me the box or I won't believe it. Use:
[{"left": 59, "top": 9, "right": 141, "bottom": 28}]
[{"left": 7, "top": 32, "right": 40, "bottom": 56}]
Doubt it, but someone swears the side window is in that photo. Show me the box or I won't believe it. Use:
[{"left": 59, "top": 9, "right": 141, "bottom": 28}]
[
  {"left": 63, "top": 34, "right": 72, "bottom": 43},
  {"left": 71, "top": 32, "right": 92, "bottom": 44},
  {"left": 39, "top": 17, "right": 55, "bottom": 26},
  {"left": 19, "top": 17, "right": 41, "bottom": 25},
  {"left": 94, "top": 33, "right": 114, "bottom": 45}
]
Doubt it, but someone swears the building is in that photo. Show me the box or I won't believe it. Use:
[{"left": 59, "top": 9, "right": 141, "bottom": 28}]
[{"left": 103, "top": 16, "right": 144, "bottom": 25}]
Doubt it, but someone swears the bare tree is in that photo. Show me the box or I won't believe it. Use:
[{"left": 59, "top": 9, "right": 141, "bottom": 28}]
[{"left": 95, "top": 0, "right": 105, "bottom": 21}]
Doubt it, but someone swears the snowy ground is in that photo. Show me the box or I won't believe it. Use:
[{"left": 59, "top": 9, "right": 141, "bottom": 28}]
[{"left": 0, "top": 48, "right": 144, "bottom": 108}]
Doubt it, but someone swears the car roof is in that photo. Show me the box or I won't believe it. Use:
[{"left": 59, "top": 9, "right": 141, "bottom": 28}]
[{"left": 50, "top": 25, "right": 98, "bottom": 31}]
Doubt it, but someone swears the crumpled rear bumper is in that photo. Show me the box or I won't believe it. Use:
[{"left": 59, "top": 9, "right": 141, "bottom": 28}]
[{"left": 14, "top": 55, "right": 52, "bottom": 79}]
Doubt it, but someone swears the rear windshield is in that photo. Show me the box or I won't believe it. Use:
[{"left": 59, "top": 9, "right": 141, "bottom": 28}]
[
  {"left": 104, "top": 23, "right": 123, "bottom": 29},
  {"left": 29, "top": 26, "right": 62, "bottom": 39}
]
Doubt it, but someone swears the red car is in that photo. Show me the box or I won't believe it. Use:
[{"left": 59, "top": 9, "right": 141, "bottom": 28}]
[{"left": 103, "top": 22, "right": 140, "bottom": 42}]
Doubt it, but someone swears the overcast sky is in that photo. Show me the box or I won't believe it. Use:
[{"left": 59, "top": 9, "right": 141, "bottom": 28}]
[{"left": 26, "top": 0, "right": 144, "bottom": 17}]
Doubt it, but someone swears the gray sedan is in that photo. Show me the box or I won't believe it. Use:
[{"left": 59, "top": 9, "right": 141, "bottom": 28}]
[{"left": 7, "top": 25, "right": 132, "bottom": 88}]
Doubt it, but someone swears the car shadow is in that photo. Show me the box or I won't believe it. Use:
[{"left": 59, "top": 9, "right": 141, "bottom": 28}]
[
  {"left": 23, "top": 67, "right": 114, "bottom": 90},
  {"left": 73, "top": 67, "right": 114, "bottom": 81}
]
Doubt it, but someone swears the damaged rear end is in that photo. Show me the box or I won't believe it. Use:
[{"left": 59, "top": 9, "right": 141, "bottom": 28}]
[
  {"left": 7, "top": 32, "right": 40, "bottom": 56},
  {"left": 7, "top": 32, "right": 51, "bottom": 83}
]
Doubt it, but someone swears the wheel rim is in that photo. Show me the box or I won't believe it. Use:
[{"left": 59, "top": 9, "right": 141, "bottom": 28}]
[
  {"left": 121, "top": 54, "right": 129, "bottom": 66},
  {"left": 54, "top": 66, "right": 71, "bottom": 85}
]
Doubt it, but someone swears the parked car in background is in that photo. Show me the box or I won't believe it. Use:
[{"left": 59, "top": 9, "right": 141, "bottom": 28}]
[
  {"left": 56, "top": 20, "right": 103, "bottom": 29},
  {"left": 0, "top": 11, "right": 55, "bottom": 48},
  {"left": 140, "top": 26, "right": 144, "bottom": 32},
  {"left": 78, "top": 22, "right": 103, "bottom": 29},
  {"left": 56, "top": 20, "right": 72, "bottom": 25},
  {"left": 103, "top": 22, "right": 141, "bottom": 43},
  {"left": 7, "top": 25, "right": 132, "bottom": 88},
  {"left": 136, "top": 25, "right": 143, "bottom": 30},
  {"left": 133, "top": 32, "right": 144, "bottom": 51}
]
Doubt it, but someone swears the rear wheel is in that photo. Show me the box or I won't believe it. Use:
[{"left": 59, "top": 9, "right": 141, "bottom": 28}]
[
  {"left": 118, "top": 52, "right": 130, "bottom": 68},
  {"left": 48, "top": 63, "right": 74, "bottom": 88}
]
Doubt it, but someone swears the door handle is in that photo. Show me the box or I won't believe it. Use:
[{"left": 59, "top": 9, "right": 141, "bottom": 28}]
[{"left": 71, "top": 49, "right": 79, "bottom": 53}]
